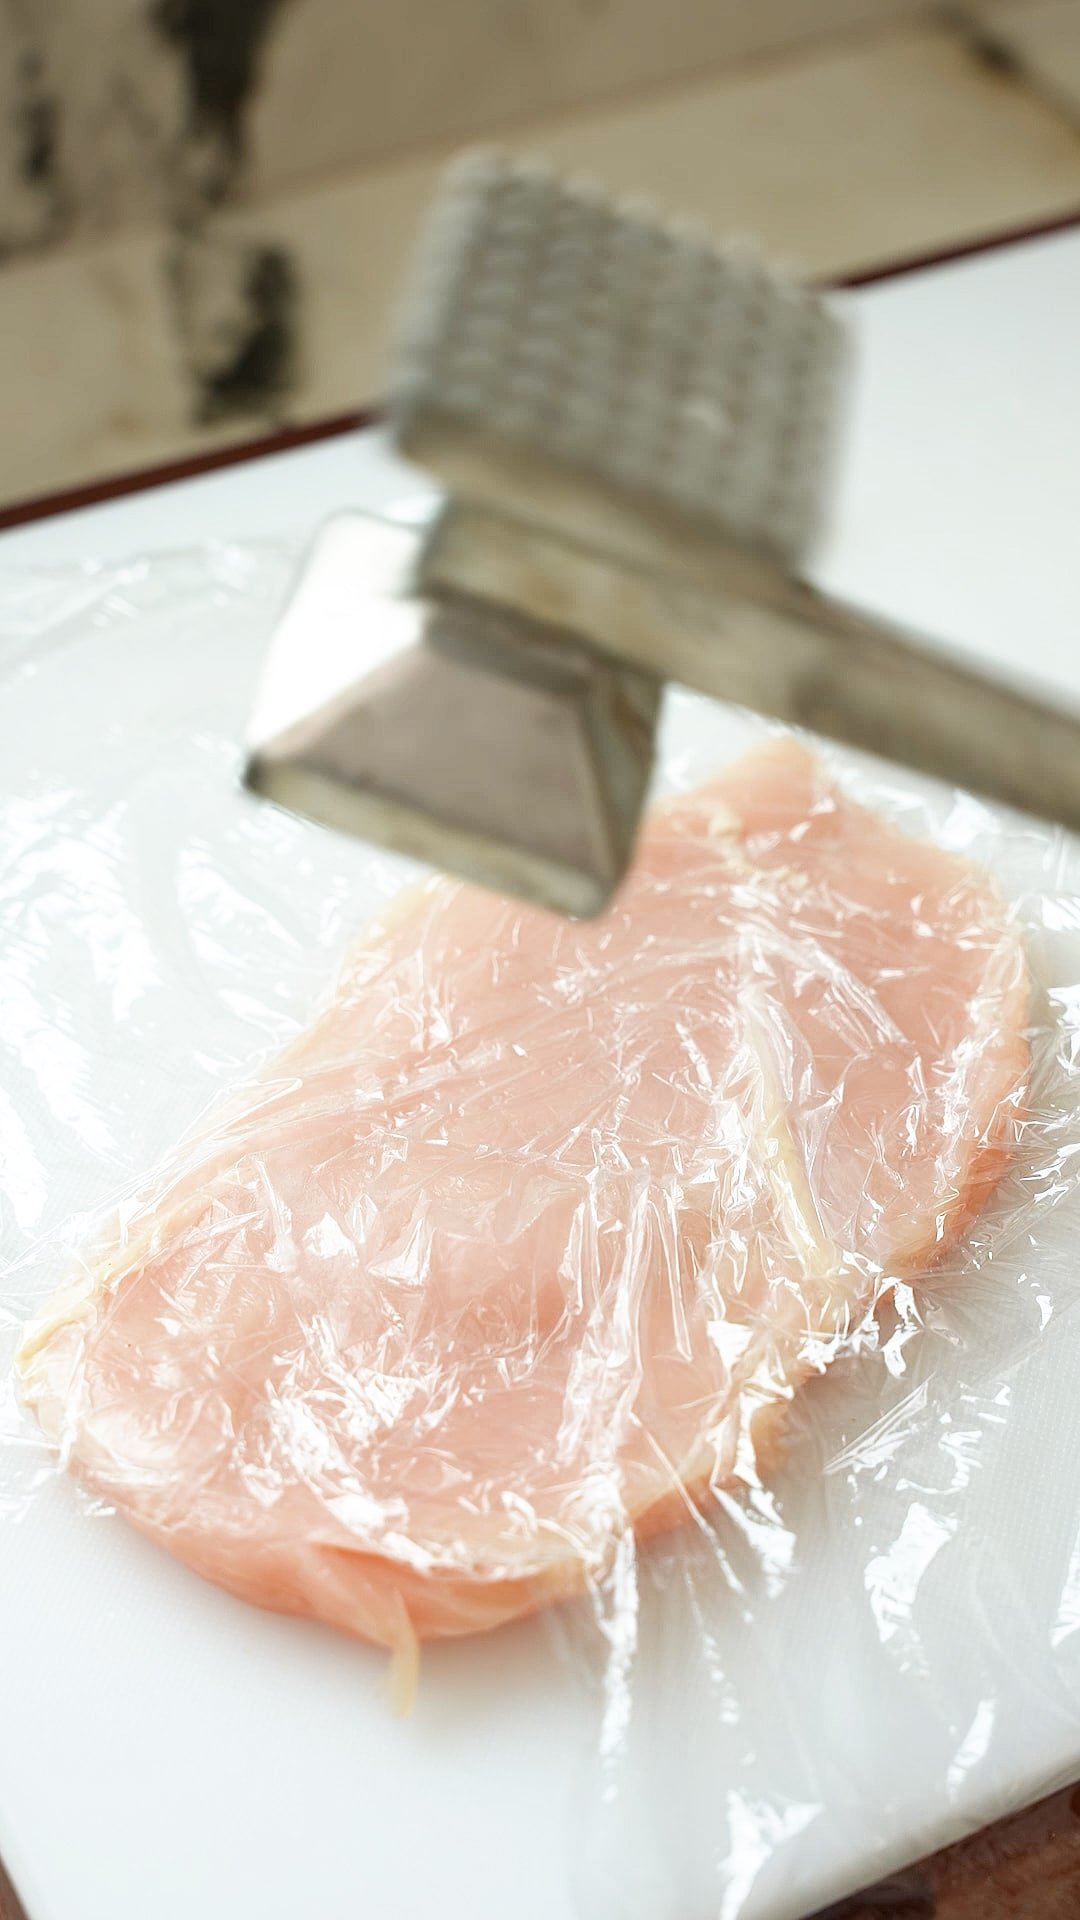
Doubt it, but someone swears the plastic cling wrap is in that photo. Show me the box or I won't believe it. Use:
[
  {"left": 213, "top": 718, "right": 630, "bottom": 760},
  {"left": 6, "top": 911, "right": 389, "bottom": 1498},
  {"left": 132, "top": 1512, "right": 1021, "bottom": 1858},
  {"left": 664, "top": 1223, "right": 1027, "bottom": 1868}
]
[{"left": 5, "top": 540, "right": 1080, "bottom": 1920}]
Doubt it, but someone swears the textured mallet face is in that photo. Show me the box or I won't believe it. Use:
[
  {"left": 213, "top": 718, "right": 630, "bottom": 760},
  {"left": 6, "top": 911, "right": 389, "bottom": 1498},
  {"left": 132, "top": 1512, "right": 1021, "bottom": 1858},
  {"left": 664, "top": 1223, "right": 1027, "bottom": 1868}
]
[{"left": 390, "top": 152, "right": 846, "bottom": 569}]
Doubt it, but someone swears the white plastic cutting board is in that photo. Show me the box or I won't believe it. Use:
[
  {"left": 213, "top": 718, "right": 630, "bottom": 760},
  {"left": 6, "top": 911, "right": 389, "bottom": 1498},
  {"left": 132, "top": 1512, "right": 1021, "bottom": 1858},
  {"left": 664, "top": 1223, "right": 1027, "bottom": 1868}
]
[{"left": 3, "top": 228, "right": 1080, "bottom": 1920}]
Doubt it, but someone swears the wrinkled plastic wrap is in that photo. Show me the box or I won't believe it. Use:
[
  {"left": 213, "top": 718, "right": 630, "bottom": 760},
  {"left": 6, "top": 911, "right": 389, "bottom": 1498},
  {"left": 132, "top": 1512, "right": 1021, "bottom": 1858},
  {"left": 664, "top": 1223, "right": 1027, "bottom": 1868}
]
[{"left": 5, "top": 537, "right": 1080, "bottom": 1920}]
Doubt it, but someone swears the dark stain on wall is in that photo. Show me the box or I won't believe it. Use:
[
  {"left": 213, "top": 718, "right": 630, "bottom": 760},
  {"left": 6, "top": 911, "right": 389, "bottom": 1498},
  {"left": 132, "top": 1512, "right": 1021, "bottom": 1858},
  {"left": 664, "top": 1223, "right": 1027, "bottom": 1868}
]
[
  {"left": 1, "top": 42, "right": 66, "bottom": 259},
  {"left": 168, "top": 225, "right": 299, "bottom": 425},
  {"left": 151, "top": 0, "right": 288, "bottom": 188},
  {"left": 150, "top": 0, "right": 301, "bottom": 420},
  {"left": 197, "top": 243, "right": 298, "bottom": 422},
  {"left": 17, "top": 58, "right": 57, "bottom": 186},
  {"left": 2, "top": 0, "right": 301, "bottom": 425}
]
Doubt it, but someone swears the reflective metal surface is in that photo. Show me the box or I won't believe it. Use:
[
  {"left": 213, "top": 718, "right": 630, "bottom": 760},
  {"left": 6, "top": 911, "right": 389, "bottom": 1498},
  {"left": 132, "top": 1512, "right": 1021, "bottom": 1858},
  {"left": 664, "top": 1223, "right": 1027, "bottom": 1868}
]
[
  {"left": 423, "top": 497, "right": 1080, "bottom": 835},
  {"left": 244, "top": 514, "right": 660, "bottom": 917},
  {"left": 246, "top": 502, "right": 1080, "bottom": 918}
]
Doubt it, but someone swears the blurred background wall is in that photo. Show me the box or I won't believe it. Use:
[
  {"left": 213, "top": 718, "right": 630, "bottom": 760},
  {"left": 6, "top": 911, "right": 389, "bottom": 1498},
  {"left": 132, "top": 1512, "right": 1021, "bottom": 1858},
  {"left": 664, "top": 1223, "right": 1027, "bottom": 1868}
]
[{"left": 2, "top": 0, "right": 1080, "bottom": 508}]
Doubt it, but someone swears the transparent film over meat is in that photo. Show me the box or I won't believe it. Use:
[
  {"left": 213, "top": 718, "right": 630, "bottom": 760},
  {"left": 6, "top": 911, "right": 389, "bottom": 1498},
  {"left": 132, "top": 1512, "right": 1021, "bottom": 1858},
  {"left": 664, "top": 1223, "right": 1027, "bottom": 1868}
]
[{"left": 4, "top": 543, "right": 1080, "bottom": 1920}]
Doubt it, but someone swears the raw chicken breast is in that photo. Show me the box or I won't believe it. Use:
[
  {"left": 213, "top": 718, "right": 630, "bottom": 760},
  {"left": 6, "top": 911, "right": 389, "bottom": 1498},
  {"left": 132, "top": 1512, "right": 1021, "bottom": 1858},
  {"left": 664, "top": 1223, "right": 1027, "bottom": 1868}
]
[{"left": 19, "top": 740, "right": 1029, "bottom": 1656}]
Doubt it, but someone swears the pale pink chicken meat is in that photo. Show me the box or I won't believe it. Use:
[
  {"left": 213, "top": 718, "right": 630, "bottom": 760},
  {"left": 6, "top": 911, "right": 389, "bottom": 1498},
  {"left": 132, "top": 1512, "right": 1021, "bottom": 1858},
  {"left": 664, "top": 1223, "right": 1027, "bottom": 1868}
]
[{"left": 19, "top": 740, "right": 1029, "bottom": 1653}]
